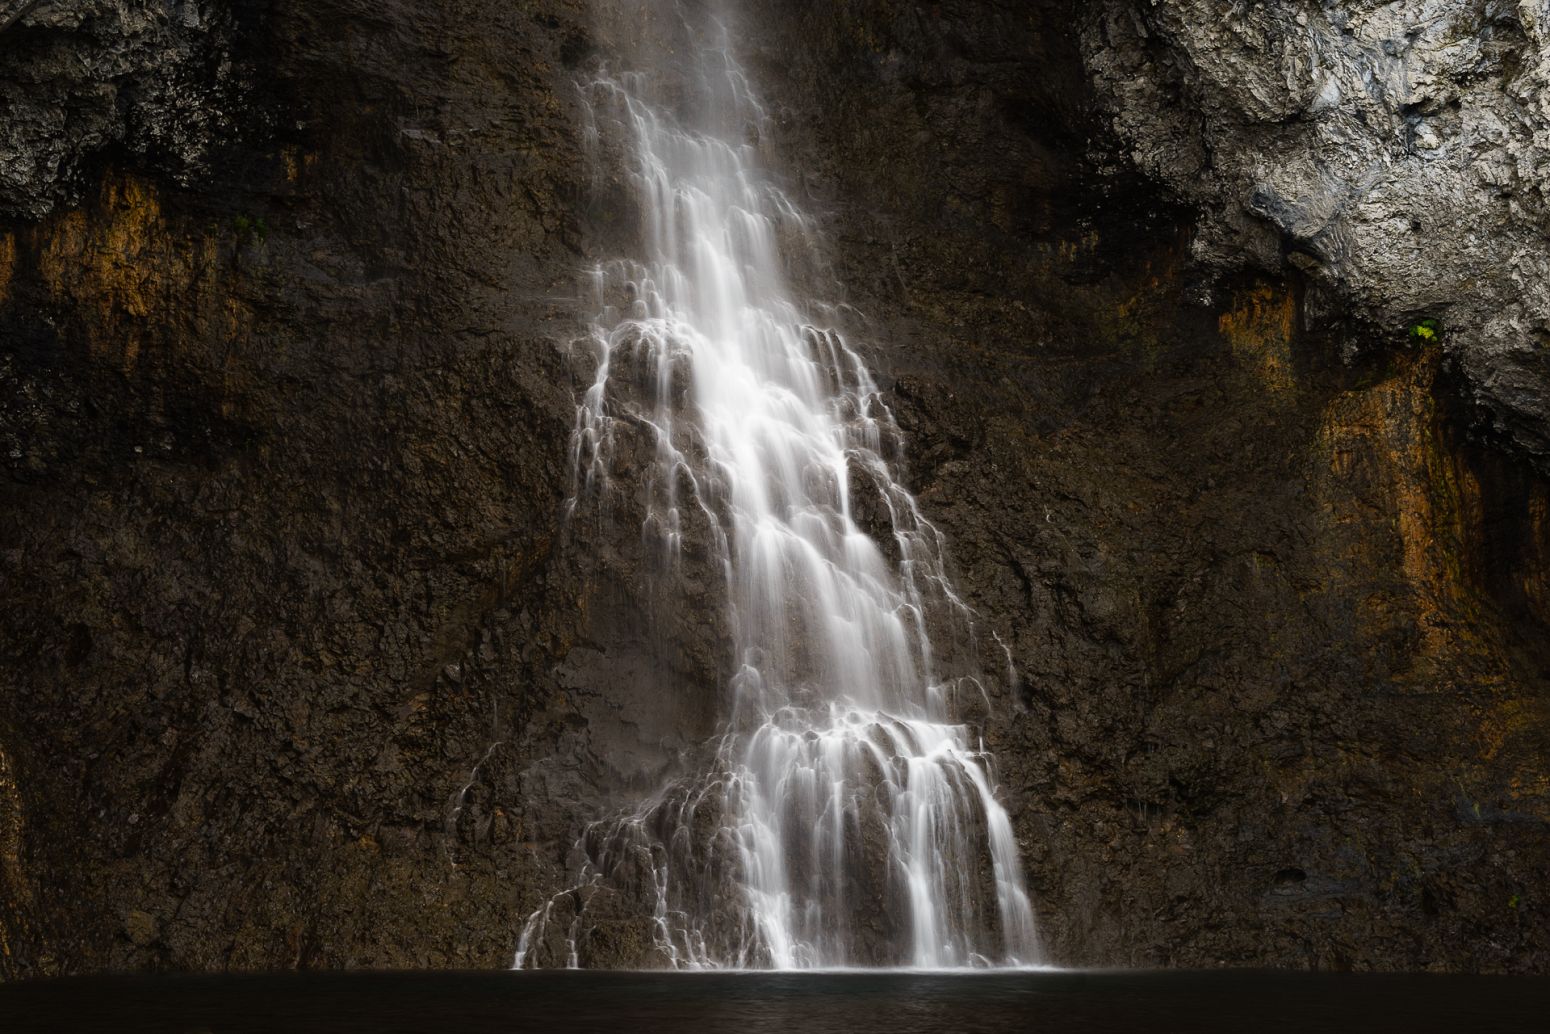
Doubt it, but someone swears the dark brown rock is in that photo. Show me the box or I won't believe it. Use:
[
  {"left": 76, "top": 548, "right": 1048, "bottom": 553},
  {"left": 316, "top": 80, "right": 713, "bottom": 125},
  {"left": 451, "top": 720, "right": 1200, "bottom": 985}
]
[{"left": 0, "top": 0, "right": 1546, "bottom": 978}]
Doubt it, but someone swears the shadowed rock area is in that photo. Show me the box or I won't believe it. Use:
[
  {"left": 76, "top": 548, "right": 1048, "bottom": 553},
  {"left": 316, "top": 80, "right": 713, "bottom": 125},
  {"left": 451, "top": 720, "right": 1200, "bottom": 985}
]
[
  {"left": 1081, "top": 0, "right": 1550, "bottom": 471},
  {"left": 1, "top": 0, "right": 1547, "bottom": 977}
]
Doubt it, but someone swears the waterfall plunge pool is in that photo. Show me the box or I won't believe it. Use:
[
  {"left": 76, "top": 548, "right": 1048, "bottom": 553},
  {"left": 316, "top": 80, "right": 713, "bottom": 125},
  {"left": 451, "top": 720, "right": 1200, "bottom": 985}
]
[{"left": 4, "top": 969, "right": 1546, "bottom": 1033}]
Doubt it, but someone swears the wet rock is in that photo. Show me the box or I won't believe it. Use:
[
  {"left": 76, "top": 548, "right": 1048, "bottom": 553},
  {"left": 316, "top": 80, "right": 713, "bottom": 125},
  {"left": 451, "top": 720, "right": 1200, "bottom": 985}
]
[
  {"left": 748, "top": 0, "right": 1550, "bottom": 973},
  {"left": 123, "top": 909, "right": 159, "bottom": 947},
  {"left": 0, "top": 0, "right": 1546, "bottom": 980},
  {"left": 1080, "top": 0, "right": 1550, "bottom": 472},
  {"left": 0, "top": 0, "right": 252, "bottom": 220},
  {"left": 0, "top": 0, "right": 598, "bottom": 979}
]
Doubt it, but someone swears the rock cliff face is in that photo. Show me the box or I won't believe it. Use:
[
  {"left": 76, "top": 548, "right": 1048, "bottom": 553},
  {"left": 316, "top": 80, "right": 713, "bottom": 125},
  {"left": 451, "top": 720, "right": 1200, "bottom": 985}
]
[
  {"left": 1, "top": 0, "right": 1548, "bottom": 977},
  {"left": 747, "top": 0, "right": 1550, "bottom": 971},
  {"left": 1082, "top": 0, "right": 1550, "bottom": 470},
  {"left": 0, "top": 1, "right": 250, "bottom": 220},
  {"left": 1, "top": 0, "right": 602, "bottom": 973}
]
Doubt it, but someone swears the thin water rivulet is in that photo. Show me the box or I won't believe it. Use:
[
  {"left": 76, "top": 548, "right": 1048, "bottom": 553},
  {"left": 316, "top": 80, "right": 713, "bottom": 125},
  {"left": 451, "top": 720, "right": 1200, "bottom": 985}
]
[{"left": 515, "top": 1, "right": 1038, "bottom": 970}]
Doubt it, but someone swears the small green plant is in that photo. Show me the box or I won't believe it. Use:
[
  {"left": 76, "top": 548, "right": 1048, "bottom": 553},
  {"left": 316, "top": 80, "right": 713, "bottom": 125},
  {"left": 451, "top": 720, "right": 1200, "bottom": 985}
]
[
  {"left": 1409, "top": 317, "right": 1441, "bottom": 344},
  {"left": 232, "top": 214, "right": 269, "bottom": 243},
  {"left": 1509, "top": 893, "right": 1521, "bottom": 910}
]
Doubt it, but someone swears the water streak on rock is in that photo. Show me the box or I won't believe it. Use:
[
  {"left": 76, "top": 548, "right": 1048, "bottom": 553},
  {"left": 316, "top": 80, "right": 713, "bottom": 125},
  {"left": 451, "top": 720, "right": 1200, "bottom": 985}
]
[{"left": 517, "top": 3, "right": 1038, "bottom": 970}]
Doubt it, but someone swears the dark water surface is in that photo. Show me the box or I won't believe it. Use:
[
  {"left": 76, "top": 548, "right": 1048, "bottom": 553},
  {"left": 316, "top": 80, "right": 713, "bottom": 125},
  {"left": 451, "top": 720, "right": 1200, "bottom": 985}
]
[{"left": 3, "top": 969, "right": 1546, "bottom": 1033}]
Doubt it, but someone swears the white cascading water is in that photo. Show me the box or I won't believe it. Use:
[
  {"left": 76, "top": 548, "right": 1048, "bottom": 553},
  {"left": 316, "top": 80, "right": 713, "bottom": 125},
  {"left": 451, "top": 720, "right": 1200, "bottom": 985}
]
[{"left": 516, "top": 2, "right": 1038, "bottom": 970}]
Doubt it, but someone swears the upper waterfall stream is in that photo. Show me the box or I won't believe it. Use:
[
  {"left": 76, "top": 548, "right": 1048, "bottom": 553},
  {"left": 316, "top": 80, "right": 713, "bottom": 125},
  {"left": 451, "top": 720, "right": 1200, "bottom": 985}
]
[{"left": 516, "top": 1, "right": 1039, "bottom": 970}]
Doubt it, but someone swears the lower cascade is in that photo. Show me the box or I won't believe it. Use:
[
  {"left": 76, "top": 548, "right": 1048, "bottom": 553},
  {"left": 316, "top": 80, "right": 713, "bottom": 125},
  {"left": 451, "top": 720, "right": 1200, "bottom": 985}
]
[{"left": 516, "top": 1, "right": 1039, "bottom": 970}]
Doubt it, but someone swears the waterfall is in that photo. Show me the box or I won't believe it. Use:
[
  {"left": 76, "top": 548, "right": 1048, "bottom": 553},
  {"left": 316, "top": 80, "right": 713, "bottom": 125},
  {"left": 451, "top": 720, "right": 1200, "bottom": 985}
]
[{"left": 516, "top": 2, "right": 1039, "bottom": 970}]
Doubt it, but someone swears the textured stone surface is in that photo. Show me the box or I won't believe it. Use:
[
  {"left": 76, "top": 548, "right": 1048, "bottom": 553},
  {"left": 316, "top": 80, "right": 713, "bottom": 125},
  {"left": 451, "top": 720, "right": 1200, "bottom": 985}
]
[
  {"left": 0, "top": 0, "right": 603, "bottom": 976},
  {"left": 1081, "top": 0, "right": 1550, "bottom": 471},
  {"left": 0, "top": 1, "right": 251, "bottom": 220},
  {"left": 0, "top": 0, "right": 1547, "bottom": 978},
  {"left": 746, "top": 0, "right": 1550, "bottom": 972}
]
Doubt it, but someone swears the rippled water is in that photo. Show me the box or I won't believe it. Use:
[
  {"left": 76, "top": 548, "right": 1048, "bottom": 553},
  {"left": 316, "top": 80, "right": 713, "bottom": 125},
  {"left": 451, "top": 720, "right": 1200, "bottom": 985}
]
[{"left": 6, "top": 970, "right": 1547, "bottom": 1034}]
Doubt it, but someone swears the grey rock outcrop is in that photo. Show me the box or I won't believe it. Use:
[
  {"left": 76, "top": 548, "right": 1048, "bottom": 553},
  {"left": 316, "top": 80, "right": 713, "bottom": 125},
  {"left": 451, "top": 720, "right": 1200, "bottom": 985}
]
[
  {"left": 1082, "top": 0, "right": 1550, "bottom": 467},
  {"left": 1, "top": 0, "right": 244, "bottom": 219}
]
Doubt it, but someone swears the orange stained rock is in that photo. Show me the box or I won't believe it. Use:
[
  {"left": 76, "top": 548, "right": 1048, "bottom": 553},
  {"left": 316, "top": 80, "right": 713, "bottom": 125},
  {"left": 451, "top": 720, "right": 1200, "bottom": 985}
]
[
  {"left": 281, "top": 146, "right": 319, "bottom": 185},
  {"left": 1313, "top": 354, "right": 1550, "bottom": 805},
  {"left": 0, "top": 233, "right": 15, "bottom": 306},
  {"left": 1218, "top": 281, "right": 1297, "bottom": 396},
  {"left": 25, "top": 171, "right": 246, "bottom": 393},
  {"left": 34, "top": 173, "right": 170, "bottom": 372},
  {"left": 1479, "top": 698, "right": 1535, "bottom": 764},
  {"left": 1314, "top": 354, "right": 1489, "bottom": 669}
]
